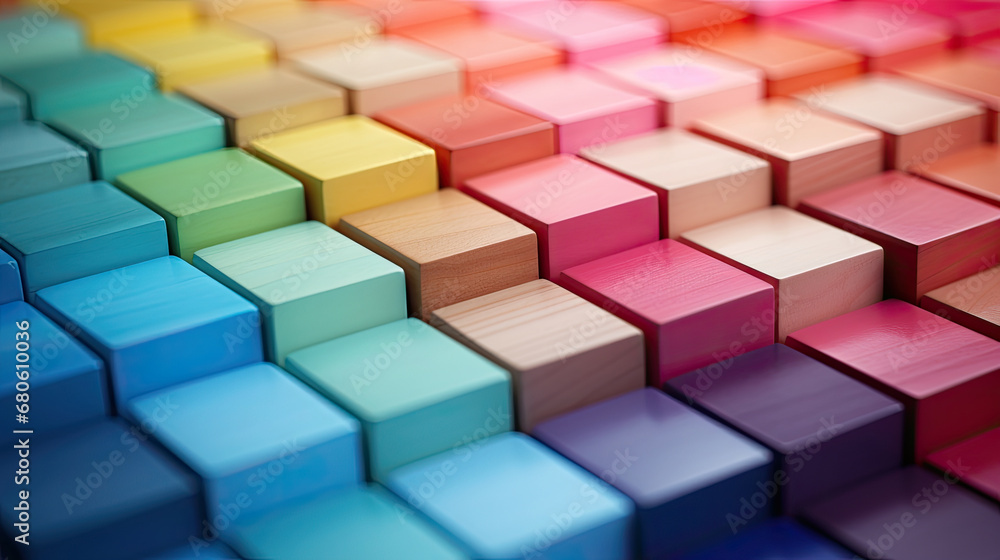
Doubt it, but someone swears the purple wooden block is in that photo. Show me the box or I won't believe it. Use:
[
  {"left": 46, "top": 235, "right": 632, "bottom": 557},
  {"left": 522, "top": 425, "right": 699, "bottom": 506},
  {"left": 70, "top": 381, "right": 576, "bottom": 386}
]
[
  {"left": 802, "top": 466, "right": 1000, "bottom": 560},
  {"left": 665, "top": 344, "right": 904, "bottom": 514},
  {"left": 532, "top": 388, "right": 773, "bottom": 559}
]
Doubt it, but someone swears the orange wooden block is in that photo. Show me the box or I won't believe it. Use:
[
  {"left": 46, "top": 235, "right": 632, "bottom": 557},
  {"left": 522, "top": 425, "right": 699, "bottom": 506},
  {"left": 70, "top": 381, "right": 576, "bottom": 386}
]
[
  {"left": 915, "top": 144, "right": 1000, "bottom": 207},
  {"left": 225, "top": 3, "right": 379, "bottom": 57},
  {"left": 339, "top": 0, "right": 478, "bottom": 34},
  {"left": 618, "top": 0, "right": 749, "bottom": 44},
  {"left": 922, "top": 264, "right": 1000, "bottom": 342}
]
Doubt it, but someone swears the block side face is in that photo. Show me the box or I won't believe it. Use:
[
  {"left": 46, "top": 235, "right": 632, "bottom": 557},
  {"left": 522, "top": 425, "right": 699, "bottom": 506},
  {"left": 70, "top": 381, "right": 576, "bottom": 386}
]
[
  {"left": 914, "top": 370, "right": 1000, "bottom": 462},
  {"left": 322, "top": 152, "right": 439, "bottom": 226}
]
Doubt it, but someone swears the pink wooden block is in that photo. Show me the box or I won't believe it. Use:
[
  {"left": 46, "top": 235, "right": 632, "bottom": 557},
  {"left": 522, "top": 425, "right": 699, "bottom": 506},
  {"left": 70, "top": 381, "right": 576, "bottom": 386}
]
[
  {"left": 918, "top": 0, "right": 1000, "bottom": 47},
  {"left": 926, "top": 427, "right": 1000, "bottom": 501},
  {"left": 712, "top": 0, "right": 836, "bottom": 18},
  {"left": 560, "top": 238, "right": 775, "bottom": 386},
  {"left": 976, "top": 39, "right": 1000, "bottom": 63},
  {"left": 488, "top": 68, "right": 659, "bottom": 154}
]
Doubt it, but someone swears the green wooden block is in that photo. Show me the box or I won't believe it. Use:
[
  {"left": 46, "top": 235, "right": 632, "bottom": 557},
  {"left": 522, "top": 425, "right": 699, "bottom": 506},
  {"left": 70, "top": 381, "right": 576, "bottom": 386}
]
[
  {"left": 285, "top": 318, "right": 512, "bottom": 482},
  {"left": 0, "top": 11, "right": 84, "bottom": 74},
  {"left": 117, "top": 148, "right": 306, "bottom": 261},
  {"left": 193, "top": 221, "right": 406, "bottom": 366}
]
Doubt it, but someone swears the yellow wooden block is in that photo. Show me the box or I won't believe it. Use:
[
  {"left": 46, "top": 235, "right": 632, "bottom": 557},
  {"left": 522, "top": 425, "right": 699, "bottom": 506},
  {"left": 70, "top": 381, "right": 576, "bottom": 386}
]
[
  {"left": 32, "top": 0, "right": 199, "bottom": 47},
  {"left": 192, "top": 0, "right": 297, "bottom": 19},
  {"left": 250, "top": 115, "right": 438, "bottom": 227}
]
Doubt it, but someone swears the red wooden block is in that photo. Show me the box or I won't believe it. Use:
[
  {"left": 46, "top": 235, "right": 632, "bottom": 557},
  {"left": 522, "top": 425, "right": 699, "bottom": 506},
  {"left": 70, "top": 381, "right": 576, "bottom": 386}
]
[
  {"left": 786, "top": 299, "right": 1000, "bottom": 463},
  {"left": 926, "top": 427, "right": 1000, "bottom": 501}
]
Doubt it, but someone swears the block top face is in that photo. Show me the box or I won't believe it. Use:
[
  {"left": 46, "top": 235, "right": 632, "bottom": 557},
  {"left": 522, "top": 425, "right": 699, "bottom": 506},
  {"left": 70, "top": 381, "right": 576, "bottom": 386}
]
[
  {"left": 693, "top": 99, "right": 882, "bottom": 161},
  {"left": 398, "top": 23, "right": 559, "bottom": 72},
  {"left": 110, "top": 25, "right": 271, "bottom": 68},
  {"left": 896, "top": 54, "right": 1000, "bottom": 111},
  {"left": 250, "top": 114, "right": 433, "bottom": 182},
  {"left": 533, "top": 388, "right": 773, "bottom": 507},
  {"left": 917, "top": 144, "right": 1000, "bottom": 203},
  {"left": 193, "top": 221, "right": 400, "bottom": 306},
  {"left": 463, "top": 154, "right": 657, "bottom": 224},
  {"left": 35, "top": 256, "right": 257, "bottom": 350},
  {"left": 177, "top": 67, "right": 346, "bottom": 119},
  {"left": 496, "top": 1, "right": 664, "bottom": 52},
  {"left": 801, "top": 171, "right": 1000, "bottom": 247},
  {"left": 787, "top": 299, "right": 1000, "bottom": 399},
  {"left": 680, "top": 206, "right": 883, "bottom": 281},
  {"left": 667, "top": 344, "right": 903, "bottom": 453},
  {"left": 2, "top": 51, "right": 151, "bottom": 101},
  {"left": 704, "top": 29, "right": 861, "bottom": 79},
  {"left": 926, "top": 427, "right": 1000, "bottom": 499},
  {"left": 0, "top": 12, "right": 83, "bottom": 73},
  {"left": 0, "top": 120, "right": 87, "bottom": 170},
  {"left": 225, "top": 3, "right": 375, "bottom": 49},
  {"left": 560, "top": 239, "right": 773, "bottom": 325}
]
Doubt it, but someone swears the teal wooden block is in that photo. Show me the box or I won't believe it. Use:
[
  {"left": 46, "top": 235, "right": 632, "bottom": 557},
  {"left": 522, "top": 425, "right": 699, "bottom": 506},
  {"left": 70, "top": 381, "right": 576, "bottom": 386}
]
[
  {"left": 2, "top": 52, "right": 153, "bottom": 120},
  {"left": 0, "top": 11, "right": 84, "bottom": 73},
  {"left": 0, "top": 120, "right": 90, "bottom": 203},
  {"left": 194, "top": 221, "right": 406, "bottom": 365},
  {"left": 0, "top": 181, "right": 168, "bottom": 298},
  {"left": 285, "top": 318, "right": 512, "bottom": 482},
  {"left": 0, "top": 248, "right": 22, "bottom": 304},
  {"left": 0, "top": 83, "right": 26, "bottom": 122},
  {"left": 46, "top": 92, "right": 225, "bottom": 180}
]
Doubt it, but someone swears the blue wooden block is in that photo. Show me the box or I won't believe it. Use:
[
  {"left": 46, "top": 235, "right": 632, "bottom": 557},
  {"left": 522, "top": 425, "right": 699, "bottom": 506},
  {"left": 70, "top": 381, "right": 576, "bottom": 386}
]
[
  {"left": 0, "top": 181, "right": 168, "bottom": 298},
  {"left": 143, "top": 540, "right": 241, "bottom": 559},
  {"left": 0, "top": 418, "right": 202, "bottom": 560},
  {"left": 127, "top": 362, "right": 362, "bottom": 522},
  {"left": 34, "top": 256, "right": 262, "bottom": 414},
  {"left": 0, "top": 11, "right": 84, "bottom": 73},
  {"left": 0, "top": 248, "right": 22, "bottom": 304},
  {"left": 676, "top": 518, "right": 855, "bottom": 560},
  {"left": 0, "top": 120, "right": 90, "bottom": 203},
  {"left": 385, "top": 432, "right": 635, "bottom": 560},
  {"left": 0, "top": 84, "right": 26, "bottom": 122},
  {"left": 46, "top": 92, "right": 225, "bottom": 180}
]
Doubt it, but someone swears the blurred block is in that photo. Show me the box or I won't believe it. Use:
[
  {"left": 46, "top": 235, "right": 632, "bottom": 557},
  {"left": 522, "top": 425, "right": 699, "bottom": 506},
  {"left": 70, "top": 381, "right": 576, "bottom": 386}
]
[
  {"left": 581, "top": 129, "right": 769, "bottom": 239},
  {"left": 289, "top": 37, "right": 462, "bottom": 115},
  {"left": 665, "top": 344, "right": 904, "bottom": 514},
  {"left": 374, "top": 94, "right": 554, "bottom": 188},
  {"left": 0, "top": 11, "right": 83, "bottom": 72},
  {"left": 490, "top": 69, "right": 658, "bottom": 154},
  {"left": 681, "top": 207, "right": 883, "bottom": 341},
  {"left": 431, "top": 279, "right": 644, "bottom": 431},
  {"left": 918, "top": 0, "right": 1000, "bottom": 47},
  {"left": 144, "top": 540, "right": 241, "bottom": 559},
  {"left": 285, "top": 318, "right": 511, "bottom": 481},
  {"left": 0, "top": 248, "right": 21, "bottom": 304},
  {"left": 47, "top": 92, "right": 225, "bottom": 181},
  {"left": 385, "top": 432, "right": 635, "bottom": 560},
  {"left": 786, "top": 299, "right": 1000, "bottom": 462},
  {"left": 803, "top": 76, "right": 986, "bottom": 171},
  {"left": 675, "top": 518, "right": 854, "bottom": 560},
  {"left": 692, "top": 99, "right": 882, "bottom": 207},
  {"left": 915, "top": 144, "right": 1000, "bottom": 206},
  {"left": 533, "top": 388, "right": 773, "bottom": 559},
  {"left": 0, "top": 120, "right": 89, "bottom": 203},
  {"left": 55, "top": 0, "right": 198, "bottom": 46},
  {"left": 800, "top": 171, "right": 1000, "bottom": 303},
  {"left": 340, "top": 188, "right": 538, "bottom": 320},
  {"left": 250, "top": 115, "right": 436, "bottom": 227},
  {"left": 116, "top": 148, "right": 305, "bottom": 262},
  {"left": 344, "top": 0, "right": 477, "bottom": 34},
  {"left": 560, "top": 239, "right": 774, "bottom": 385},
  {"left": 34, "top": 256, "right": 262, "bottom": 413},
  {"left": 714, "top": 0, "right": 835, "bottom": 17},
  {"left": 617, "top": 0, "right": 749, "bottom": 44},
  {"left": 978, "top": 38, "right": 1000, "bottom": 62},
  {"left": 193, "top": 0, "right": 296, "bottom": 19},
  {"left": 801, "top": 467, "right": 1000, "bottom": 560},
  {"left": 0, "top": 83, "right": 26, "bottom": 122},
  {"left": 922, "top": 265, "right": 1000, "bottom": 342},
  {"left": 128, "top": 362, "right": 362, "bottom": 519},
  {"left": 194, "top": 221, "right": 405, "bottom": 365},
  {"left": 926, "top": 427, "right": 1000, "bottom": 501},
  {"left": 226, "top": 3, "right": 379, "bottom": 57},
  {"left": 462, "top": 155, "right": 658, "bottom": 279}
]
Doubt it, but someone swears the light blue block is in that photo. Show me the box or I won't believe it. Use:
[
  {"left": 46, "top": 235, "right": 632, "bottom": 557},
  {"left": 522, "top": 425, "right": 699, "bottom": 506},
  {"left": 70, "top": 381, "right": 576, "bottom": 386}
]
[
  {"left": 385, "top": 432, "right": 635, "bottom": 560},
  {"left": 127, "top": 363, "right": 362, "bottom": 522},
  {"left": 0, "top": 120, "right": 90, "bottom": 203},
  {"left": 0, "top": 83, "right": 26, "bottom": 122},
  {"left": 0, "top": 248, "right": 22, "bottom": 304},
  {"left": 0, "top": 11, "right": 84, "bottom": 73},
  {"left": 144, "top": 540, "right": 241, "bottom": 559},
  {"left": 47, "top": 92, "right": 225, "bottom": 180},
  {"left": 0, "top": 181, "right": 168, "bottom": 298},
  {"left": 34, "top": 256, "right": 262, "bottom": 414}
]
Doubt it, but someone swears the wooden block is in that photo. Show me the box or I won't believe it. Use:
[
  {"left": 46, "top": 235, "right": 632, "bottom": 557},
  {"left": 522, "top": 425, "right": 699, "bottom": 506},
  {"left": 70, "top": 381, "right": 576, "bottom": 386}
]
[
  {"left": 194, "top": 221, "right": 406, "bottom": 365},
  {"left": 288, "top": 37, "right": 462, "bottom": 116},
  {"left": 249, "top": 115, "right": 437, "bottom": 227},
  {"left": 193, "top": 0, "right": 296, "bottom": 19},
  {"left": 915, "top": 144, "right": 1000, "bottom": 206},
  {"left": 50, "top": 0, "right": 199, "bottom": 47},
  {"left": 342, "top": 0, "right": 478, "bottom": 34},
  {"left": 921, "top": 264, "right": 1000, "bottom": 342},
  {"left": 800, "top": 171, "right": 1000, "bottom": 303},
  {"left": 0, "top": 120, "right": 90, "bottom": 203},
  {"left": 926, "top": 427, "right": 1000, "bottom": 501},
  {"left": 490, "top": 68, "right": 659, "bottom": 154},
  {"left": 581, "top": 129, "right": 770, "bottom": 239},
  {"left": 666, "top": 344, "right": 904, "bottom": 514},
  {"left": 462, "top": 155, "right": 658, "bottom": 280},
  {"left": 801, "top": 75, "right": 986, "bottom": 171},
  {"left": 0, "top": 84, "right": 25, "bottom": 123},
  {"left": 786, "top": 299, "right": 1000, "bottom": 462},
  {"left": 285, "top": 318, "right": 511, "bottom": 480},
  {"left": 0, "top": 11, "right": 84, "bottom": 73},
  {"left": 340, "top": 188, "right": 538, "bottom": 320},
  {"left": 430, "top": 279, "right": 644, "bottom": 431},
  {"left": 713, "top": 0, "right": 835, "bottom": 17},
  {"left": 533, "top": 388, "right": 773, "bottom": 559},
  {"left": 560, "top": 239, "right": 774, "bottom": 385},
  {"left": 680, "top": 207, "right": 883, "bottom": 341},
  {"left": 918, "top": 0, "right": 1000, "bottom": 47},
  {"left": 586, "top": 46, "right": 764, "bottom": 128},
  {"left": 0, "top": 249, "right": 21, "bottom": 304},
  {"left": 692, "top": 99, "right": 883, "bottom": 207},
  {"left": 977, "top": 38, "right": 1000, "bottom": 63},
  {"left": 225, "top": 3, "right": 379, "bottom": 58},
  {"left": 677, "top": 519, "right": 853, "bottom": 560},
  {"left": 373, "top": 94, "right": 555, "bottom": 188},
  {"left": 616, "top": 0, "right": 749, "bottom": 44},
  {"left": 146, "top": 540, "right": 240, "bottom": 559}
]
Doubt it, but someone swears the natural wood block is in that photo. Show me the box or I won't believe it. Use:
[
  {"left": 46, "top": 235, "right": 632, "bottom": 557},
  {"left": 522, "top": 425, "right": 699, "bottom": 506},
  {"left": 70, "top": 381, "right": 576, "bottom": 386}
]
[
  {"left": 926, "top": 427, "right": 1000, "bottom": 501},
  {"left": 800, "top": 171, "right": 1000, "bottom": 303},
  {"left": 560, "top": 239, "right": 774, "bottom": 385},
  {"left": 680, "top": 206, "right": 883, "bottom": 341},
  {"left": 786, "top": 299, "right": 1000, "bottom": 462},
  {"left": 373, "top": 94, "right": 554, "bottom": 188},
  {"left": 0, "top": 120, "right": 90, "bottom": 203},
  {"left": 250, "top": 115, "right": 437, "bottom": 227},
  {"left": 177, "top": 67, "right": 347, "bottom": 148},
  {"left": 490, "top": 68, "right": 658, "bottom": 154},
  {"left": 692, "top": 99, "right": 883, "bottom": 207},
  {"left": 616, "top": 0, "right": 749, "bottom": 44},
  {"left": 52, "top": 0, "right": 198, "bottom": 47},
  {"left": 462, "top": 154, "right": 659, "bottom": 280},
  {"left": 915, "top": 144, "right": 1000, "bottom": 206},
  {"left": 581, "top": 129, "right": 770, "bottom": 239},
  {"left": 288, "top": 37, "right": 462, "bottom": 116},
  {"left": 225, "top": 3, "right": 379, "bottom": 58},
  {"left": 342, "top": 0, "right": 478, "bottom": 34},
  {"left": 921, "top": 264, "right": 1000, "bottom": 342},
  {"left": 801, "top": 76, "right": 986, "bottom": 171},
  {"left": 339, "top": 188, "right": 538, "bottom": 320}
]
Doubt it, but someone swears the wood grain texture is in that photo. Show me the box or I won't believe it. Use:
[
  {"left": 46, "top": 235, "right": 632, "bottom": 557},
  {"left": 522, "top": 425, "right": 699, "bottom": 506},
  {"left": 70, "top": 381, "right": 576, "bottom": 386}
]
[
  {"left": 922, "top": 264, "right": 1000, "bottom": 342},
  {"left": 340, "top": 188, "right": 538, "bottom": 320},
  {"left": 226, "top": 3, "right": 378, "bottom": 57},
  {"left": 431, "top": 279, "right": 645, "bottom": 431},
  {"left": 915, "top": 144, "right": 1000, "bottom": 206}
]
